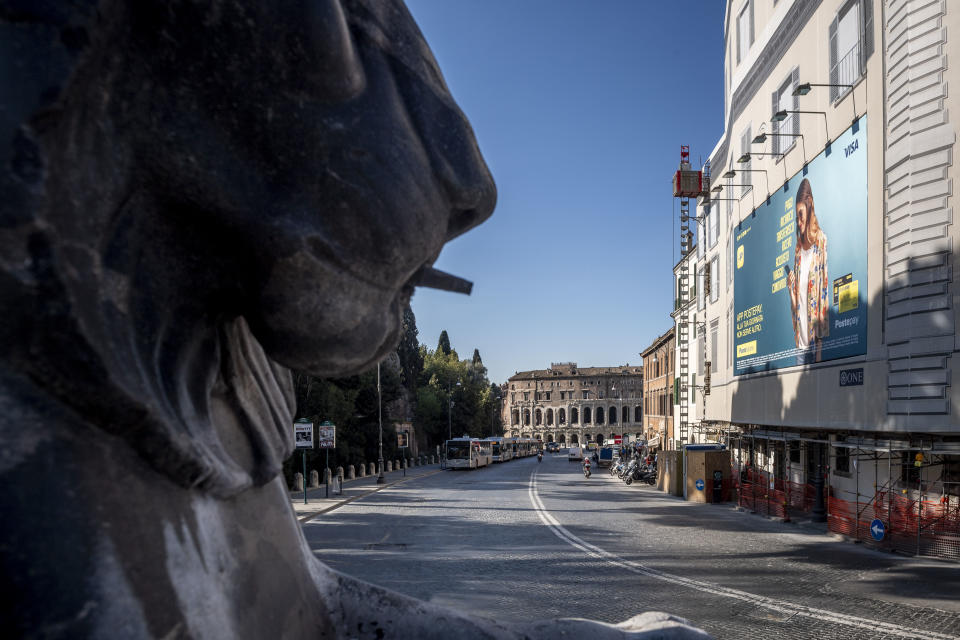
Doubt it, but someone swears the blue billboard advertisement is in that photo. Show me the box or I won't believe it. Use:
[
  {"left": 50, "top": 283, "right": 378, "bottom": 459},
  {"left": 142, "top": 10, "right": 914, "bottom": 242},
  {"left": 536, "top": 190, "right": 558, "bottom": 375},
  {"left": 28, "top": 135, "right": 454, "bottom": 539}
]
[{"left": 733, "top": 116, "right": 868, "bottom": 375}]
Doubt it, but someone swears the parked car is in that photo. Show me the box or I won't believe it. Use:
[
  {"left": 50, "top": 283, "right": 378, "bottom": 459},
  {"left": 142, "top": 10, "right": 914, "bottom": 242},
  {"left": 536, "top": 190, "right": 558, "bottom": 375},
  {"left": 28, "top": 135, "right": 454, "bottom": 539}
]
[{"left": 567, "top": 445, "right": 583, "bottom": 461}]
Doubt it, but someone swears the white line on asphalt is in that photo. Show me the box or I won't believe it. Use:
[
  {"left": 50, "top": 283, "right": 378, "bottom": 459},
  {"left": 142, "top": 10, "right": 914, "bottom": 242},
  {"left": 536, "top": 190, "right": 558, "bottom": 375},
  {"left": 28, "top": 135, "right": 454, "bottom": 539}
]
[{"left": 528, "top": 468, "right": 956, "bottom": 640}]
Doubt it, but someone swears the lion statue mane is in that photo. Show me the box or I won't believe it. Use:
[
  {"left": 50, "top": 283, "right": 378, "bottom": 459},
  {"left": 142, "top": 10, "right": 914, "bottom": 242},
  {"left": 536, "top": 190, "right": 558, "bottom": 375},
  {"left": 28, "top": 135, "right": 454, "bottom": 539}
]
[{"left": 0, "top": 0, "right": 704, "bottom": 637}]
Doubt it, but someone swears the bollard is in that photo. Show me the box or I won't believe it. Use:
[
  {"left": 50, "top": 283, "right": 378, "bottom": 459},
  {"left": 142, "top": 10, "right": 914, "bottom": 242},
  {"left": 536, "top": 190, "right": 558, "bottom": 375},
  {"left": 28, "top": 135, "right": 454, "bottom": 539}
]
[
  {"left": 336, "top": 466, "right": 344, "bottom": 480},
  {"left": 293, "top": 472, "right": 304, "bottom": 492},
  {"left": 347, "top": 465, "right": 356, "bottom": 480},
  {"left": 386, "top": 461, "right": 392, "bottom": 472},
  {"left": 409, "top": 457, "right": 414, "bottom": 469},
  {"left": 369, "top": 462, "right": 376, "bottom": 476},
  {"left": 324, "top": 468, "right": 332, "bottom": 485},
  {"left": 309, "top": 469, "right": 320, "bottom": 488}
]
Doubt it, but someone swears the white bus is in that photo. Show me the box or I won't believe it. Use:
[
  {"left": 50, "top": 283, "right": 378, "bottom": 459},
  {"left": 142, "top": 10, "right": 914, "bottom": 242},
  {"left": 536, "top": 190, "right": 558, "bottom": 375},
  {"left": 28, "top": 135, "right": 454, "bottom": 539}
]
[
  {"left": 445, "top": 438, "right": 493, "bottom": 469},
  {"left": 484, "top": 437, "right": 512, "bottom": 462}
]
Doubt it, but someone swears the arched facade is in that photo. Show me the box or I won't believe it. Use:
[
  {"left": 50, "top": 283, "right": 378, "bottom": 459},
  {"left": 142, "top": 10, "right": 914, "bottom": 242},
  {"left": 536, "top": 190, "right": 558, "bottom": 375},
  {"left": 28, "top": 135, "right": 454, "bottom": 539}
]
[{"left": 503, "top": 363, "right": 644, "bottom": 447}]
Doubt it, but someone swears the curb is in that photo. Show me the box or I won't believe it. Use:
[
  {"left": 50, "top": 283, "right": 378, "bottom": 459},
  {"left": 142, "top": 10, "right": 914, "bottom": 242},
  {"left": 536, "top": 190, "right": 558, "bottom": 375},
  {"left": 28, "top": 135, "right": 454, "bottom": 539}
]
[{"left": 296, "top": 468, "right": 444, "bottom": 523}]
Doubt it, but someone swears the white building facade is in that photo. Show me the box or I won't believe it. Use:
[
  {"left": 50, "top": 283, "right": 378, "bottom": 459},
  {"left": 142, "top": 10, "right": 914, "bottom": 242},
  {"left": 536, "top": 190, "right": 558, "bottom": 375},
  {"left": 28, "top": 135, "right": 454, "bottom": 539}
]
[{"left": 695, "top": 0, "right": 959, "bottom": 559}]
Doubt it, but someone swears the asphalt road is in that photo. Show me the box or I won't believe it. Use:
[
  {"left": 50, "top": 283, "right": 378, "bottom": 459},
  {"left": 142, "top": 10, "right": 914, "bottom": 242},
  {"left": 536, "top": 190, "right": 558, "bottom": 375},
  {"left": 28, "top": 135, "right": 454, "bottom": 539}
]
[{"left": 303, "top": 452, "right": 960, "bottom": 639}]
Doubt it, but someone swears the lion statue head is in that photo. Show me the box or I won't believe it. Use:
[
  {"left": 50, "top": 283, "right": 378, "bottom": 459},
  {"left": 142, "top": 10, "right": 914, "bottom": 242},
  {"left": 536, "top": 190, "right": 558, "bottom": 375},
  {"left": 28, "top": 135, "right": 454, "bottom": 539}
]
[{"left": 0, "top": 0, "right": 496, "bottom": 496}]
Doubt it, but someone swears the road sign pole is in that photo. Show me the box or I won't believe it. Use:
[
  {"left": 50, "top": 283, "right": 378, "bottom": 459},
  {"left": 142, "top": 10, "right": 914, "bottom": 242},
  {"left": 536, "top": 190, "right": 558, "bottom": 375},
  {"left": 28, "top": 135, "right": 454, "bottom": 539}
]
[
  {"left": 302, "top": 449, "right": 307, "bottom": 505},
  {"left": 325, "top": 449, "right": 329, "bottom": 498}
]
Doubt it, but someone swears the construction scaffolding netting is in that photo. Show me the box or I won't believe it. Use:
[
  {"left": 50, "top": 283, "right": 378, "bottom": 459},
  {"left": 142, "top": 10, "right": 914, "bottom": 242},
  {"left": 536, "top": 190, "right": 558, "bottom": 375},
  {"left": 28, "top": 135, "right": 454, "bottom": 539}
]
[
  {"left": 733, "top": 466, "right": 826, "bottom": 520},
  {"left": 828, "top": 492, "right": 960, "bottom": 560}
]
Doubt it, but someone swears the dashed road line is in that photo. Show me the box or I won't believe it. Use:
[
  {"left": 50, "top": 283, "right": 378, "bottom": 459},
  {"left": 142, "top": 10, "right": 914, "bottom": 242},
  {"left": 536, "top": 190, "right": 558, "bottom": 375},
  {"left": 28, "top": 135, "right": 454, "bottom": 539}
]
[{"left": 528, "top": 467, "right": 957, "bottom": 640}]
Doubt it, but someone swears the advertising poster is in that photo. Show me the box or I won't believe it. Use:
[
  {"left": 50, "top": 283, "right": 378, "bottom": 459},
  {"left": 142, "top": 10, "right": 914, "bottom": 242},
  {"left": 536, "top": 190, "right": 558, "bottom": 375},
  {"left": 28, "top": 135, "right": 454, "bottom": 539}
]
[
  {"left": 734, "top": 116, "right": 868, "bottom": 375},
  {"left": 317, "top": 421, "right": 336, "bottom": 449},
  {"left": 294, "top": 421, "right": 314, "bottom": 449}
]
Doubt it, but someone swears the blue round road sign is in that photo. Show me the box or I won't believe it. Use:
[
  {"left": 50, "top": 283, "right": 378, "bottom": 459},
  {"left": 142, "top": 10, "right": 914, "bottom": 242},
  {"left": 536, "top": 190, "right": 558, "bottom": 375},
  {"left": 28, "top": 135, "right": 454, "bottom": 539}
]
[
  {"left": 870, "top": 518, "right": 885, "bottom": 541},
  {"left": 695, "top": 478, "right": 705, "bottom": 491}
]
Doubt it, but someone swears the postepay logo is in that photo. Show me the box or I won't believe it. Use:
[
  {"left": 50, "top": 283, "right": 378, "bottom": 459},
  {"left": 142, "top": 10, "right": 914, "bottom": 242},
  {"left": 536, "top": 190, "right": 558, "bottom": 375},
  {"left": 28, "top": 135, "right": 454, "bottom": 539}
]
[{"left": 736, "top": 245, "right": 744, "bottom": 269}]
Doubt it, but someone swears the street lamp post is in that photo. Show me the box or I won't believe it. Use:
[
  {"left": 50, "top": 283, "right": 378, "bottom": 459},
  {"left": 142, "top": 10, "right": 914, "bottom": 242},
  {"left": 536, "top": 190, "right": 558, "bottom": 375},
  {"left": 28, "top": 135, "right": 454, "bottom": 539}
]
[
  {"left": 376, "top": 362, "right": 385, "bottom": 485},
  {"left": 447, "top": 380, "right": 461, "bottom": 441}
]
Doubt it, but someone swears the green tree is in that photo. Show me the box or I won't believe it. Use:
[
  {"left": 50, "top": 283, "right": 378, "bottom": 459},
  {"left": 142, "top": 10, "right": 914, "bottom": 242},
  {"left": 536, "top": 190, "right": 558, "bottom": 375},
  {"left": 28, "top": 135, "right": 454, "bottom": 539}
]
[
  {"left": 397, "top": 305, "right": 423, "bottom": 396},
  {"left": 437, "top": 330, "right": 451, "bottom": 356}
]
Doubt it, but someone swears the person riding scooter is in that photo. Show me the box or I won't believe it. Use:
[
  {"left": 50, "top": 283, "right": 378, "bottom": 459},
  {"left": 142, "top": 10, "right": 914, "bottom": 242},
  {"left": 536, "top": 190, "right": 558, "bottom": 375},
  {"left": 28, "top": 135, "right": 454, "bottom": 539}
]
[
  {"left": 582, "top": 457, "right": 591, "bottom": 478},
  {"left": 537, "top": 451, "right": 543, "bottom": 463}
]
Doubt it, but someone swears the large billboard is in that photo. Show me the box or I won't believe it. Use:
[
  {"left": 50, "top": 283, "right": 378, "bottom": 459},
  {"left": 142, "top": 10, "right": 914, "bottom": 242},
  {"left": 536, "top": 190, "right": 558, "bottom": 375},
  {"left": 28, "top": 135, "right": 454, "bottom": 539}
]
[{"left": 734, "top": 116, "right": 868, "bottom": 375}]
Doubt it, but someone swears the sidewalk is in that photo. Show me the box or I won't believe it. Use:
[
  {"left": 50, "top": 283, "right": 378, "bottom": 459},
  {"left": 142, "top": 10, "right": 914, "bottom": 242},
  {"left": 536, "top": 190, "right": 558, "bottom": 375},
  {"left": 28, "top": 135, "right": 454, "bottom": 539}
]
[{"left": 290, "top": 463, "right": 443, "bottom": 523}]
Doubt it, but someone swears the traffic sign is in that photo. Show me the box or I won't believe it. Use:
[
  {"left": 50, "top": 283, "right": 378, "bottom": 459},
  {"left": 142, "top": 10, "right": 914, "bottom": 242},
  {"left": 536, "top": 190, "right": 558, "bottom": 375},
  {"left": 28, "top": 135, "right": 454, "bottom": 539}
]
[
  {"left": 695, "top": 478, "right": 705, "bottom": 491},
  {"left": 870, "top": 518, "right": 885, "bottom": 541}
]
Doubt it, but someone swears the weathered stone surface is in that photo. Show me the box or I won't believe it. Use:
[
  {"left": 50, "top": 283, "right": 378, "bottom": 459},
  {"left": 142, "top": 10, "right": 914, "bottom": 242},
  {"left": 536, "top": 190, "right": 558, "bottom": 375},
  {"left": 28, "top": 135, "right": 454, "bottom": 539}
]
[{"left": 0, "top": 0, "right": 704, "bottom": 637}]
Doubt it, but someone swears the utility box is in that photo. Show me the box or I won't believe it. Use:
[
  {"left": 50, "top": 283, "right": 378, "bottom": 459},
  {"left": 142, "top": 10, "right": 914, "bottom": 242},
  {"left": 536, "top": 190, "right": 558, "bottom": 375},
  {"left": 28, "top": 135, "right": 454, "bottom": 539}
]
[
  {"left": 685, "top": 448, "right": 732, "bottom": 503},
  {"left": 658, "top": 450, "right": 683, "bottom": 496}
]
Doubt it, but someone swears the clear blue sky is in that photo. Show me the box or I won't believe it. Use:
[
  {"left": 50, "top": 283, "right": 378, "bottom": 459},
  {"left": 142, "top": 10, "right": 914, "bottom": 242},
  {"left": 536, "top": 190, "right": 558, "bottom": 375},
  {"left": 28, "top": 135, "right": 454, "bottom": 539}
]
[{"left": 406, "top": 0, "right": 726, "bottom": 384}]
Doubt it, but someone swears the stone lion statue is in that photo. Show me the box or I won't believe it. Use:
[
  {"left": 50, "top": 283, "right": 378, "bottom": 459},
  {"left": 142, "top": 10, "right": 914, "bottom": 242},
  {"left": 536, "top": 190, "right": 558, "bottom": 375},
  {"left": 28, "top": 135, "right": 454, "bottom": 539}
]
[{"left": 0, "top": 0, "right": 705, "bottom": 637}]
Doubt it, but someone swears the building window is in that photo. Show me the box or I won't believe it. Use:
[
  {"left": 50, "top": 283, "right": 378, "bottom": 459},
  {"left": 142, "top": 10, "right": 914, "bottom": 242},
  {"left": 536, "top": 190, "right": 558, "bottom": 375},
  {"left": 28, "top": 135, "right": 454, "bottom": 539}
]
[
  {"left": 739, "top": 127, "right": 752, "bottom": 194},
  {"left": 709, "top": 202, "right": 719, "bottom": 249},
  {"left": 830, "top": 0, "right": 873, "bottom": 101},
  {"left": 545, "top": 392, "right": 551, "bottom": 401},
  {"left": 789, "top": 441, "right": 801, "bottom": 464},
  {"left": 582, "top": 390, "right": 588, "bottom": 400},
  {"left": 511, "top": 393, "right": 515, "bottom": 402},
  {"left": 736, "top": 1, "right": 753, "bottom": 65},
  {"left": 834, "top": 445, "right": 850, "bottom": 474},
  {"left": 710, "top": 256, "right": 719, "bottom": 303},
  {"left": 772, "top": 69, "right": 799, "bottom": 156},
  {"left": 710, "top": 320, "right": 719, "bottom": 374},
  {"left": 697, "top": 265, "right": 705, "bottom": 311}
]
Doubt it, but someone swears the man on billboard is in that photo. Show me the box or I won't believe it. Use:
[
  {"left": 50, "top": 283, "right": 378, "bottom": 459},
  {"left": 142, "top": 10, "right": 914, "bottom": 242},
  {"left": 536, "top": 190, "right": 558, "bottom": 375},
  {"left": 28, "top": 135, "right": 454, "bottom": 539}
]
[{"left": 787, "top": 178, "right": 829, "bottom": 364}]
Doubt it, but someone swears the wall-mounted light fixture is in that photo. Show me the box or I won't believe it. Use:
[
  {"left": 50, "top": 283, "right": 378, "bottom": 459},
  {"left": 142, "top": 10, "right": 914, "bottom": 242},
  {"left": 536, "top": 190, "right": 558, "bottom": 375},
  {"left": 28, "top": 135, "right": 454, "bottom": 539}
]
[
  {"left": 773, "top": 109, "right": 829, "bottom": 149},
  {"left": 794, "top": 81, "right": 857, "bottom": 125}
]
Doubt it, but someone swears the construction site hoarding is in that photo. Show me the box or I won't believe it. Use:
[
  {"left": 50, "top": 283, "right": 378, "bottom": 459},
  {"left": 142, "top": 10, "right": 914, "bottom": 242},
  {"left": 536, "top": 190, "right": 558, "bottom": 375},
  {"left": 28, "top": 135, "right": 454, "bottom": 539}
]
[{"left": 734, "top": 116, "right": 868, "bottom": 375}]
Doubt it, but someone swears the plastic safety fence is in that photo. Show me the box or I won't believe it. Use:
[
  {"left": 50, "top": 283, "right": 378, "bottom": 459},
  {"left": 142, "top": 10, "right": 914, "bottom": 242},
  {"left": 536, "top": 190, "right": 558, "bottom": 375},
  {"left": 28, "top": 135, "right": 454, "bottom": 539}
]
[
  {"left": 736, "top": 469, "right": 826, "bottom": 520},
  {"left": 827, "top": 493, "right": 960, "bottom": 561}
]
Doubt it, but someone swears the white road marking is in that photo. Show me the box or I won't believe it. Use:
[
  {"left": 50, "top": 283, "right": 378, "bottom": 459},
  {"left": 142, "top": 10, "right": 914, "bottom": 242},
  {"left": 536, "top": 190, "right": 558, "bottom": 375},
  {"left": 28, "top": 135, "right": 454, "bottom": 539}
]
[{"left": 528, "top": 468, "right": 957, "bottom": 640}]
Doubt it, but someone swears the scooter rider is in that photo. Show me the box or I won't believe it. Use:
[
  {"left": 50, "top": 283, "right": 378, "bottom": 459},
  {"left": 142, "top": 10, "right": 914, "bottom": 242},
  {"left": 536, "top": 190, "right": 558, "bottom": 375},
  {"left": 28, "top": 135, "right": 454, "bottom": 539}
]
[
  {"left": 537, "top": 451, "right": 543, "bottom": 463},
  {"left": 582, "top": 457, "right": 591, "bottom": 477}
]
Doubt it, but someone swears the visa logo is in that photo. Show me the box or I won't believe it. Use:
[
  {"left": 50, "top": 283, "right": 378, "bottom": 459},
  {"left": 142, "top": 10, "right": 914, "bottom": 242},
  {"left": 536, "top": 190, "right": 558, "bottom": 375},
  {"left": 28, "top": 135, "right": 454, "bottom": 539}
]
[{"left": 844, "top": 138, "right": 859, "bottom": 158}]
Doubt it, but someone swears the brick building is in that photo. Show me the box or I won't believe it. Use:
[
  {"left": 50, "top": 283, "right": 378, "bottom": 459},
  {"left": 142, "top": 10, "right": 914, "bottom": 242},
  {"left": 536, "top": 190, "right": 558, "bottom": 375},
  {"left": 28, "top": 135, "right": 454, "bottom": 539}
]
[{"left": 641, "top": 328, "right": 675, "bottom": 451}]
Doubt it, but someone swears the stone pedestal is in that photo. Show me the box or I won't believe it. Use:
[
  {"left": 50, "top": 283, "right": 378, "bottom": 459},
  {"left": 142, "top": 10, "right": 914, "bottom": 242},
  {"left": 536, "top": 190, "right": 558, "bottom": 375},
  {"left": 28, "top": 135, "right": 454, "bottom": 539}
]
[
  {"left": 309, "top": 469, "right": 320, "bottom": 488},
  {"left": 386, "top": 461, "right": 392, "bottom": 472},
  {"left": 293, "top": 472, "right": 304, "bottom": 492},
  {"left": 347, "top": 465, "right": 356, "bottom": 480}
]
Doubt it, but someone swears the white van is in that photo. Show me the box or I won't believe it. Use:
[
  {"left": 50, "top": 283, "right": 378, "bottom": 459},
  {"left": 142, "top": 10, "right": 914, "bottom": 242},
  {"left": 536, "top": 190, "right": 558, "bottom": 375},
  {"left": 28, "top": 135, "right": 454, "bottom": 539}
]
[{"left": 567, "top": 445, "right": 583, "bottom": 461}]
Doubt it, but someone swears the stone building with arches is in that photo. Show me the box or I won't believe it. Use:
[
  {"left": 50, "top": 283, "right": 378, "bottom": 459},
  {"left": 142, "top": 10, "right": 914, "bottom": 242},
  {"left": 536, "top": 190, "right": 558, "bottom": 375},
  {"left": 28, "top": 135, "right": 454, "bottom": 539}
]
[{"left": 502, "top": 362, "right": 643, "bottom": 445}]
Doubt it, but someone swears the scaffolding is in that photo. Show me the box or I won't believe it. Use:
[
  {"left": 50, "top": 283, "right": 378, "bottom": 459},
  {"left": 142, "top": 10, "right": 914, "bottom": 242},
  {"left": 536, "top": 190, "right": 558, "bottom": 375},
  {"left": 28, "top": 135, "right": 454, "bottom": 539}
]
[
  {"left": 727, "top": 429, "right": 960, "bottom": 561},
  {"left": 672, "top": 146, "right": 706, "bottom": 449}
]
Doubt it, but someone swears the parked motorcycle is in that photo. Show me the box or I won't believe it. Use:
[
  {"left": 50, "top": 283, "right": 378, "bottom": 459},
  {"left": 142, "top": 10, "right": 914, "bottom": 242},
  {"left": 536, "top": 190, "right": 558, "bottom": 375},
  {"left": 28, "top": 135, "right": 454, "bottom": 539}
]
[{"left": 622, "top": 459, "right": 638, "bottom": 484}]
